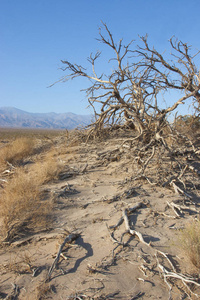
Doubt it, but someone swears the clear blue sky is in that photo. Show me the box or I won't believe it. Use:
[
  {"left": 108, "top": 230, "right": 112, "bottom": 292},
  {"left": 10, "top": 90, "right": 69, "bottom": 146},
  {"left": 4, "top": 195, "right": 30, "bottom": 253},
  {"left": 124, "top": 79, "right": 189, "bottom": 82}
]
[{"left": 1, "top": 0, "right": 200, "bottom": 114}]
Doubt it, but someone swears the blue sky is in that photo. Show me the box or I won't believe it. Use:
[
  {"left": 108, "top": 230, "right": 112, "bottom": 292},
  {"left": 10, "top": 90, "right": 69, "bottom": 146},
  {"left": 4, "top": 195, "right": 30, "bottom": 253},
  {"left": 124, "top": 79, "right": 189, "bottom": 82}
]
[{"left": 1, "top": 0, "right": 200, "bottom": 114}]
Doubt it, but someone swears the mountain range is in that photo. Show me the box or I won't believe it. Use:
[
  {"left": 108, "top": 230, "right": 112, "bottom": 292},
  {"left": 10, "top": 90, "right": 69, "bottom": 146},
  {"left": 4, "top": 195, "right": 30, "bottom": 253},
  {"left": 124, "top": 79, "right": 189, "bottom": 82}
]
[{"left": 0, "top": 107, "right": 92, "bottom": 129}]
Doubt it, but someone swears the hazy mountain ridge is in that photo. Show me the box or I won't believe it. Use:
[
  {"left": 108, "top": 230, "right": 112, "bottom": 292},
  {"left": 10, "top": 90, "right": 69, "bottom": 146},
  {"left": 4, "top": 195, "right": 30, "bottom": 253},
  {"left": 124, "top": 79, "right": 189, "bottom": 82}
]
[{"left": 0, "top": 107, "right": 92, "bottom": 129}]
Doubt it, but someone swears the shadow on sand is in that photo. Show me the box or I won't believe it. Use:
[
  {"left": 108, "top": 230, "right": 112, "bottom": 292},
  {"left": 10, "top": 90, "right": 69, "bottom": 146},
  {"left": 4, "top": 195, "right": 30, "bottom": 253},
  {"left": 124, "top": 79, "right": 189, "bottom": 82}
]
[{"left": 67, "top": 236, "right": 93, "bottom": 273}]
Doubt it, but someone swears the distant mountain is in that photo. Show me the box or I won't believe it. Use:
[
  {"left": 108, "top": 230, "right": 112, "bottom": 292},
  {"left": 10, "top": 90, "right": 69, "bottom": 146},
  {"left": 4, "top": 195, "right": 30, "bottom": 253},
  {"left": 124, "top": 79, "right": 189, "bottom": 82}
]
[{"left": 0, "top": 107, "right": 92, "bottom": 129}]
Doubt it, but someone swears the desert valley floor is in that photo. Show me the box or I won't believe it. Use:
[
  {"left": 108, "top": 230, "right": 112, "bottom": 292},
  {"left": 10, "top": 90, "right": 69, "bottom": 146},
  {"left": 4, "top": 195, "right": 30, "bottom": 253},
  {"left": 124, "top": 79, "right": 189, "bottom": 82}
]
[{"left": 0, "top": 130, "right": 200, "bottom": 299}]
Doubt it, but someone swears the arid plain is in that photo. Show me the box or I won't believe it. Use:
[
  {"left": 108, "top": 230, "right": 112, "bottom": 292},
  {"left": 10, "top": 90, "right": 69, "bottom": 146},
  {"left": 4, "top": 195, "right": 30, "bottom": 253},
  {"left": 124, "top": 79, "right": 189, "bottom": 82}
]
[{"left": 0, "top": 127, "right": 200, "bottom": 300}]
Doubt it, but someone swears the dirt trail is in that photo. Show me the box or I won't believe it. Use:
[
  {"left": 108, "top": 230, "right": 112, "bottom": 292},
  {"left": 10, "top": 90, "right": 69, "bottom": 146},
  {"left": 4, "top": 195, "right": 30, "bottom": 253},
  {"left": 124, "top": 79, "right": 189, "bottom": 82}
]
[{"left": 0, "top": 137, "right": 199, "bottom": 299}]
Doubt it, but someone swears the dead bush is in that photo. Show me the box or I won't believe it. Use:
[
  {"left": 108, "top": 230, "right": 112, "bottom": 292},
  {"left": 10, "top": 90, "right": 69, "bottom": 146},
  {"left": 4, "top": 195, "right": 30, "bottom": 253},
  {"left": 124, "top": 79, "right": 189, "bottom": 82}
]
[
  {"left": 6, "top": 251, "right": 33, "bottom": 275},
  {"left": 30, "top": 149, "right": 65, "bottom": 184},
  {"left": 0, "top": 168, "right": 52, "bottom": 242},
  {"left": 35, "top": 282, "right": 55, "bottom": 300},
  {"left": 174, "top": 115, "right": 200, "bottom": 136},
  {"left": 0, "top": 137, "right": 36, "bottom": 165},
  {"left": 179, "top": 220, "right": 200, "bottom": 268},
  {"left": 0, "top": 146, "right": 66, "bottom": 242}
]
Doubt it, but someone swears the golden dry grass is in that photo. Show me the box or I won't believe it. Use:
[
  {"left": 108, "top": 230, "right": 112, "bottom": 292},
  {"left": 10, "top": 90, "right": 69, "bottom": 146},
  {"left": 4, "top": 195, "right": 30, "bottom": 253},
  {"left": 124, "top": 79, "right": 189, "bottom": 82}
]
[
  {"left": 0, "top": 167, "right": 52, "bottom": 242},
  {"left": 34, "top": 282, "right": 55, "bottom": 300},
  {"left": 0, "top": 134, "right": 67, "bottom": 242},
  {"left": 179, "top": 220, "right": 200, "bottom": 268},
  {"left": 0, "top": 128, "right": 68, "bottom": 166},
  {"left": 6, "top": 251, "right": 33, "bottom": 275},
  {"left": 30, "top": 149, "right": 65, "bottom": 184},
  {"left": 0, "top": 137, "right": 36, "bottom": 165}
]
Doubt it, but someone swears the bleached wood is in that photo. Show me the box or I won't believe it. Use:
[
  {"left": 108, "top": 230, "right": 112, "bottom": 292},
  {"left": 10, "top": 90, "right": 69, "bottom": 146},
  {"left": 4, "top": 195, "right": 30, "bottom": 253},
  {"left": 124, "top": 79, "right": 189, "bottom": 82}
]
[{"left": 122, "top": 208, "right": 149, "bottom": 247}]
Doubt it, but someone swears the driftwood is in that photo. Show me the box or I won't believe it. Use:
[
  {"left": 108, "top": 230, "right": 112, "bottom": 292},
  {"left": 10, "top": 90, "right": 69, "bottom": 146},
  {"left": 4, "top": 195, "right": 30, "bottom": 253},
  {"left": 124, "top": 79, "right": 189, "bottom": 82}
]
[
  {"left": 96, "top": 147, "right": 121, "bottom": 157},
  {"left": 52, "top": 184, "right": 79, "bottom": 199},
  {"left": 46, "top": 233, "right": 79, "bottom": 282},
  {"left": 102, "top": 194, "right": 121, "bottom": 204},
  {"left": 188, "top": 164, "right": 200, "bottom": 176},
  {"left": 96, "top": 147, "right": 123, "bottom": 164},
  {"left": 167, "top": 201, "right": 182, "bottom": 218},
  {"left": 108, "top": 202, "right": 147, "bottom": 247},
  {"left": 58, "top": 166, "right": 80, "bottom": 180}
]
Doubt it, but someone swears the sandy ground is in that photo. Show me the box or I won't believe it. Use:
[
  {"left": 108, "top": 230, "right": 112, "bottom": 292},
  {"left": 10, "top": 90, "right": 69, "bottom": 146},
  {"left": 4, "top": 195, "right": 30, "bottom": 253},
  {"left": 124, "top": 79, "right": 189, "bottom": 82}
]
[{"left": 0, "top": 135, "right": 200, "bottom": 299}]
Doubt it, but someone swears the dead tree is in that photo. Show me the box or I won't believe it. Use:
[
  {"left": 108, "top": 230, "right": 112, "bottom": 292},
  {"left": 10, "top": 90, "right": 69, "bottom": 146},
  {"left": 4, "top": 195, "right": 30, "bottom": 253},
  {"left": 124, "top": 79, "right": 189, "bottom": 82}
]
[
  {"left": 54, "top": 22, "right": 200, "bottom": 191},
  {"left": 55, "top": 22, "right": 200, "bottom": 142}
]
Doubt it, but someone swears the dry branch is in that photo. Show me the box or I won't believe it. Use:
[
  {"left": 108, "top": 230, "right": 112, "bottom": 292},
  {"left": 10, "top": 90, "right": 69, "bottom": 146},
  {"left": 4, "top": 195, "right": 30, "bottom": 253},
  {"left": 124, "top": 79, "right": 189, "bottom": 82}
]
[
  {"left": 109, "top": 202, "right": 200, "bottom": 298},
  {"left": 5, "top": 283, "right": 19, "bottom": 300},
  {"left": 122, "top": 208, "right": 150, "bottom": 247},
  {"left": 46, "top": 233, "right": 79, "bottom": 282},
  {"left": 157, "top": 257, "right": 200, "bottom": 298},
  {"left": 167, "top": 200, "right": 198, "bottom": 218},
  {"left": 109, "top": 202, "right": 143, "bottom": 230},
  {"left": 170, "top": 181, "right": 192, "bottom": 199}
]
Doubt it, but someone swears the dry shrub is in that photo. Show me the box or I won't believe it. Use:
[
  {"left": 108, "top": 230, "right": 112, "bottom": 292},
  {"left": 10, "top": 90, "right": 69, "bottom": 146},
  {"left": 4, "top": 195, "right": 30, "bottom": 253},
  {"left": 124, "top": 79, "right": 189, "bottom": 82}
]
[
  {"left": 0, "top": 137, "right": 36, "bottom": 165},
  {"left": 0, "top": 138, "right": 67, "bottom": 242},
  {"left": 179, "top": 220, "right": 200, "bottom": 268},
  {"left": 35, "top": 282, "right": 55, "bottom": 300},
  {"left": 6, "top": 251, "right": 33, "bottom": 275},
  {"left": 30, "top": 149, "right": 65, "bottom": 184},
  {"left": 0, "top": 168, "right": 52, "bottom": 242},
  {"left": 174, "top": 115, "right": 200, "bottom": 136},
  {"left": 0, "top": 148, "right": 66, "bottom": 242}
]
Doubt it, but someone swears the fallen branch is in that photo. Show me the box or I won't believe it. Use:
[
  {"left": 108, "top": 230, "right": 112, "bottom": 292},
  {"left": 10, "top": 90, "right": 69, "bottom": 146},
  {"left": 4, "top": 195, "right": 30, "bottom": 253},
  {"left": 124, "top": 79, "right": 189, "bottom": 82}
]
[
  {"left": 188, "top": 164, "right": 200, "bottom": 176},
  {"left": 167, "top": 200, "right": 198, "bottom": 218},
  {"left": 46, "top": 233, "right": 79, "bottom": 282},
  {"left": 106, "top": 223, "right": 124, "bottom": 245},
  {"left": 79, "top": 163, "right": 88, "bottom": 174},
  {"left": 123, "top": 208, "right": 150, "bottom": 247},
  {"left": 170, "top": 181, "right": 192, "bottom": 199},
  {"left": 167, "top": 201, "right": 182, "bottom": 218},
  {"left": 157, "top": 258, "right": 200, "bottom": 298},
  {"left": 5, "top": 283, "right": 19, "bottom": 300},
  {"left": 109, "top": 202, "right": 143, "bottom": 230}
]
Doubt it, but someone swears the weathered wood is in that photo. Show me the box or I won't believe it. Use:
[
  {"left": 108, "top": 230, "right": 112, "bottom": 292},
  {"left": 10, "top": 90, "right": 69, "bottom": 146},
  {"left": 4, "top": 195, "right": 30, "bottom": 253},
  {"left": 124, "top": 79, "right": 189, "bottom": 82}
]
[
  {"left": 5, "top": 283, "right": 19, "bottom": 300},
  {"left": 108, "top": 200, "right": 200, "bottom": 297},
  {"left": 157, "top": 256, "right": 200, "bottom": 298},
  {"left": 167, "top": 200, "right": 198, "bottom": 218},
  {"left": 123, "top": 208, "right": 149, "bottom": 247},
  {"left": 109, "top": 202, "right": 143, "bottom": 229},
  {"left": 46, "top": 233, "right": 79, "bottom": 282},
  {"left": 170, "top": 181, "right": 192, "bottom": 199}
]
